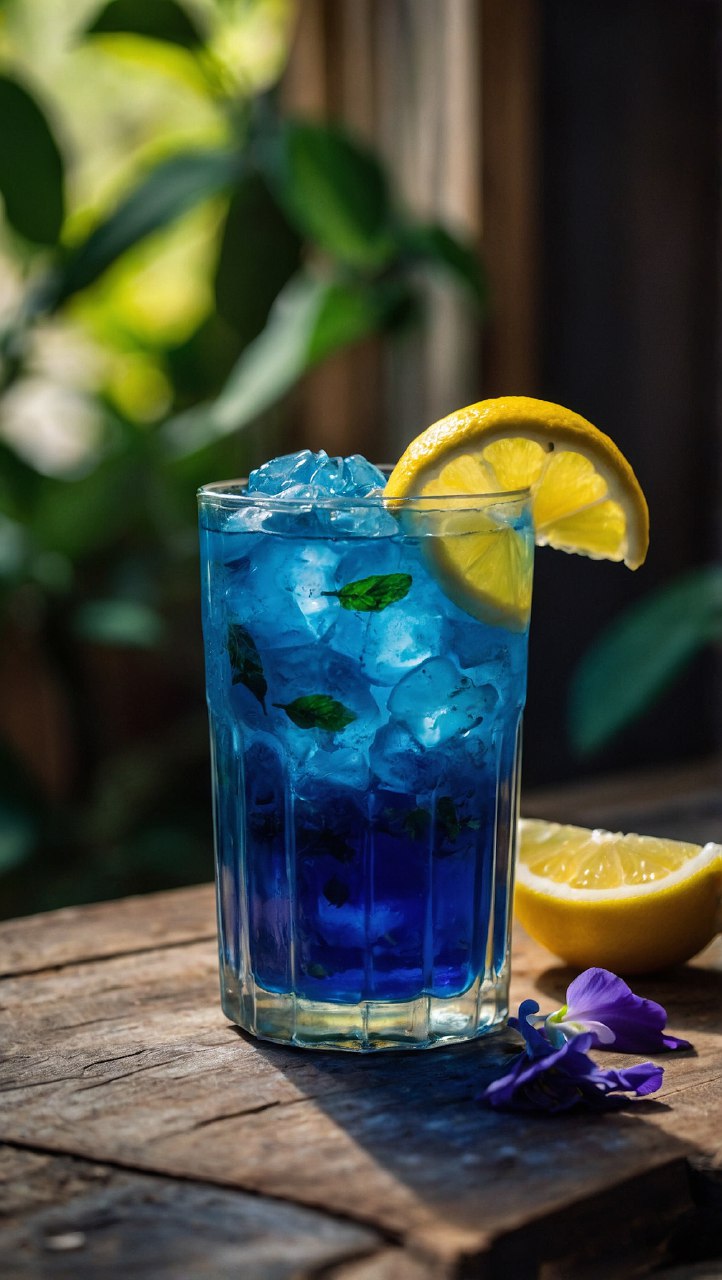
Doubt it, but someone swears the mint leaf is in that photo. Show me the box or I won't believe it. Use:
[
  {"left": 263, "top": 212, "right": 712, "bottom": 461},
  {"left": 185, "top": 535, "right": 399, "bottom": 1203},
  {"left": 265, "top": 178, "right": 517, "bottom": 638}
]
[
  {"left": 274, "top": 694, "right": 356, "bottom": 731},
  {"left": 323, "top": 876, "right": 350, "bottom": 907},
  {"left": 436, "top": 796, "right": 461, "bottom": 841},
  {"left": 327, "top": 573, "right": 412, "bottom": 612},
  {"left": 308, "top": 829, "right": 356, "bottom": 862},
  {"left": 403, "top": 807, "right": 431, "bottom": 841},
  {"left": 381, "top": 805, "right": 431, "bottom": 841},
  {"left": 227, "top": 624, "right": 267, "bottom": 711}
]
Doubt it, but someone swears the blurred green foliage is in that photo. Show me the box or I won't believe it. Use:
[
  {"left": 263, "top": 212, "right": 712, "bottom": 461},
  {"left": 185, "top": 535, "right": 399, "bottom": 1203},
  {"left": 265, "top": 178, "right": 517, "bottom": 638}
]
[
  {"left": 0, "top": 0, "right": 487, "bottom": 916},
  {"left": 569, "top": 566, "right": 722, "bottom": 756}
]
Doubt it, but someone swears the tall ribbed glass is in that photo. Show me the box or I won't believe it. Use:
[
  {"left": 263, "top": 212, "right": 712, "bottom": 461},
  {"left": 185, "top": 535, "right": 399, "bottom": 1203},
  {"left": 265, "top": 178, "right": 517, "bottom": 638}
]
[{"left": 199, "top": 483, "right": 533, "bottom": 1050}]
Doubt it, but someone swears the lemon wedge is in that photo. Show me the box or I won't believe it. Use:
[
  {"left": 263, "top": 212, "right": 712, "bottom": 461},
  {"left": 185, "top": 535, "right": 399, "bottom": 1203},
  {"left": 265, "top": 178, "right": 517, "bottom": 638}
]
[
  {"left": 385, "top": 396, "right": 649, "bottom": 629},
  {"left": 515, "top": 817, "right": 722, "bottom": 974}
]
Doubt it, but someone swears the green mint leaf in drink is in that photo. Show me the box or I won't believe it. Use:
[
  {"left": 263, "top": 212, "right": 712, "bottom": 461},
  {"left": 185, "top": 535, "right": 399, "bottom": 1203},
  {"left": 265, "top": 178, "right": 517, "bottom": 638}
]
[
  {"left": 323, "top": 876, "right": 350, "bottom": 907},
  {"left": 227, "top": 624, "right": 267, "bottom": 711},
  {"left": 436, "top": 796, "right": 461, "bottom": 841},
  {"left": 326, "top": 572, "right": 412, "bottom": 611},
  {"left": 311, "top": 830, "right": 356, "bottom": 862},
  {"left": 403, "top": 808, "right": 431, "bottom": 841},
  {"left": 274, "top": 694, "right": 357, "bottom": 731}
]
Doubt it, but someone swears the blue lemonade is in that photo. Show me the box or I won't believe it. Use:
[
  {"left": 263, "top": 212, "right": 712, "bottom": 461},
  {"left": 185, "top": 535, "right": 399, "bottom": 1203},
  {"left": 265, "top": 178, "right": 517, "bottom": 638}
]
[{"left": 199, "top": 451, "right": 533, "bottom": 1049}]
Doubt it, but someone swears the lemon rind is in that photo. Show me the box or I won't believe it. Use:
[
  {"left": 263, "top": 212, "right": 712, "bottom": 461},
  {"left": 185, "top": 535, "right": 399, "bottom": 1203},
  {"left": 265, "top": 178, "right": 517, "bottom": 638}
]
[{"left": 386, "top": 396, "right": 650, "bottom": 570}]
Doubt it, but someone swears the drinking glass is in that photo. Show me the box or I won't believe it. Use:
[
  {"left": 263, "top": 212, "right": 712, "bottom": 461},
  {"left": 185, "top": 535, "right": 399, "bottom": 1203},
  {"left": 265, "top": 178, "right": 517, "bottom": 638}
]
[{"left": 198, "top": 481, "right": 533, "bottom": 1050}]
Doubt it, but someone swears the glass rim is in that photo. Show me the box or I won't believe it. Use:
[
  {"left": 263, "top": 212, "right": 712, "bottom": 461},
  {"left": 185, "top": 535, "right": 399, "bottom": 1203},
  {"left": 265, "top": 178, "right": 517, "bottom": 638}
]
[{"left": 197, "top": 477, "right": 531, "bottom": 512}]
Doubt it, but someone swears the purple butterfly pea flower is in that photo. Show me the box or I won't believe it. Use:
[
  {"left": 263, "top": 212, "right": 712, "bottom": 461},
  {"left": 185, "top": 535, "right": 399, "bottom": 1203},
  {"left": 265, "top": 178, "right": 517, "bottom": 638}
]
[
  {"left": 478, "top": 998, "right": 664, "bottom": 1114},
  {"left": 544, "top": 968, "right": 691, "bottom": 1054}
]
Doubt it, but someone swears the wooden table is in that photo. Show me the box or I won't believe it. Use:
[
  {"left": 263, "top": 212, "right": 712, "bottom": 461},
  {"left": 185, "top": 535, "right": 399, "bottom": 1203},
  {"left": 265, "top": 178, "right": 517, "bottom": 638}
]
[{"left": 1, "top": 763, "right": 721, "bottom": 1279}]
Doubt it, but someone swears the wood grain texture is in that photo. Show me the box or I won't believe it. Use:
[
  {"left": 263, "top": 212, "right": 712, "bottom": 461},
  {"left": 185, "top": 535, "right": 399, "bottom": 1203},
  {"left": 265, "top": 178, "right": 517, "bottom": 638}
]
[
  {"left": 1, "top": 883, "right": 720, "bottom": 1274},
  {"left": 0, "top": 1146, "right": 379, "bottom": 1278},
  {"left": 0, "top": 884, "right": 215, "bottom": 978},
  {"left": 523, "top": 754, "right": 722, "bottom": 846}
]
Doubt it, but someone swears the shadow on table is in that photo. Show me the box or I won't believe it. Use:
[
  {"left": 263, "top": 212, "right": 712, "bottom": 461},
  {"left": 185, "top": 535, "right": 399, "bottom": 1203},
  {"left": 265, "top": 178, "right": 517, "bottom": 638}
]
[{"left": 229, "top": 1014, "right": 703, "bottom": 1276}]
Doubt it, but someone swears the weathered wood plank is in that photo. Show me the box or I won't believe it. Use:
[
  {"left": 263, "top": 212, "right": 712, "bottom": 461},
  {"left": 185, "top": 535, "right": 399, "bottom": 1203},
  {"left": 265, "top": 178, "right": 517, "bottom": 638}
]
[
  {"left": 325, "top": 1248, "right": 437, "bottom": 1280},
  {"left": 1, "top": 917, "right": 719, "bottom": 1271},
  {"left": 0, "top": 1145, "right": 380, "bottom": 1278},
  {"left": 523, "top": 753, "right": 722, "bottom": 846},
  {"left": 0, "top": 885, "right": 216, "bottom": 978}
]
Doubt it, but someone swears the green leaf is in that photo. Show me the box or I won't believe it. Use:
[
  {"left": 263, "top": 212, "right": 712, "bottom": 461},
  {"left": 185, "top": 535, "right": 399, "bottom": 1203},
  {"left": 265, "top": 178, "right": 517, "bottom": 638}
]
[
  {"left": 164, "top": 271, "right": 406, "bottom": 456},
  {"left": 328, "top": 573, "right": 412, "bottom": 612},
  {"left": 0, "top": 75, "right": 65, "bottom": 245},
  {"left": 266, "top": 121, "right": 395, "bottom": 268},
  {"left": 569, "top": 566, "right": 722, "bottom": 755},
  {"left": 274, "top": 695, "right": 357, "bottom": 732},
  {"left": 0, "top": 803, "right": 36, "bottom": 873},
  {"left": 402, "top": 808, "right": 431, "bottom": 841},
  {"left": 32, "top": 453, "right": 140, "bottom": 559},
  {"left": 0, "top": 743, "right": 42, "bottom": 873},
  {"left": 304, "top": 828, "right": 356, "bottom": 862},
  {"left": 227, "top": 624, "right": 267, "bottom": 710},
  {"left": 323, "top": 876, "right": 350, "bottom": 908},
  {"left": 436, "top": 796, "right": 461, "bottom": 841},
  {"left": 0, "top": 441, "right": 42, "bottom": 520},
  {"left": 404, "top": 222, "right": 488, "bottom": 307},
  {"left": 0, "top": 514, "right": 28, "bottom": 583},
  {"left": 73, "top": 600, "right": 165, "bottom": 649},
  {"left": 214, "top": 170, "right": 301, "bottom": 347},
  {"left": 53, "top": 148, "right": 240, "bottom": 305},
  {"left": 85, "top": 0, "right": 205, "bottom": 48},
  {"left": 306, "top": 279, "right": 401, "bottom": 364}
]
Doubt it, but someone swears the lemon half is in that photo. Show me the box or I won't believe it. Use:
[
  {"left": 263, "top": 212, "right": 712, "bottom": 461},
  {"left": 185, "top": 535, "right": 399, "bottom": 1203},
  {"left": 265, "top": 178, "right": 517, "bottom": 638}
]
[
  {"left": 385, "top": 396, "right": 649, "bottom": 629},
  {"left": 515, "top": 817, "right": 722, "bottom": 974}
]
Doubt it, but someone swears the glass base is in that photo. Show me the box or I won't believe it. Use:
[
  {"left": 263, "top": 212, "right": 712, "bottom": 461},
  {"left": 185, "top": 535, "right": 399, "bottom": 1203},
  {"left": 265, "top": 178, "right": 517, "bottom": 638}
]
[{"left": 220, "top": 964, "right": 509, "bottom": 1051}]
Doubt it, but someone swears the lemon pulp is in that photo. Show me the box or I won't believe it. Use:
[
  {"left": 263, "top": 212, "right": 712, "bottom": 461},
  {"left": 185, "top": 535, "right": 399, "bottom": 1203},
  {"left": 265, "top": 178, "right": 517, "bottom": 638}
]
[
  {"left": 385, "top": 396, "right": 649, "bottom": 628},
  {"left": 515, "top": 817, "right": 722, "bottom": 974}
]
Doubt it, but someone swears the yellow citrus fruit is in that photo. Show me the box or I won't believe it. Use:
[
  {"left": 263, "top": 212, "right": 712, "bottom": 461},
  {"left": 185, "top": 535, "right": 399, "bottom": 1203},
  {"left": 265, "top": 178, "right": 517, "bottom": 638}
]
[
  {"left": 385, "top": 396, "right": 649, "bottom": 629},
  {"left": 515, "top": 817, "right": 722, "bottom": 974}
]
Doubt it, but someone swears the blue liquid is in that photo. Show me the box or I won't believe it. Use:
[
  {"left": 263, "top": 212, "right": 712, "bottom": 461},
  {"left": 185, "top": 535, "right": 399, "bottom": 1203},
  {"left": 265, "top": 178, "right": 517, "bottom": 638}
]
[{"left": 200, "top": 502, "right": 531, "bottom": 1009}]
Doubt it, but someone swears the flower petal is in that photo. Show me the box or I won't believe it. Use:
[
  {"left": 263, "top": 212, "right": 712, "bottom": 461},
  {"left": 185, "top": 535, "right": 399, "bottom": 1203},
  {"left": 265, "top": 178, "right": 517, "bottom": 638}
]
[
  {"left": 508, "top": 998, "right": 555, "bottom": 1058},
  {"left": 546, "top": 1016, "right": 616, "bottom": 1048},
  {"left": 661, "top": 1032, "right": 693, "bottom": 1052},
  {"left": 588, "top": 1059, "right": 664, "bottom": 1098},
  {"left": 562, "top": 968, "right": 692, "bottom": 1054},
  {"left": 477, "top": 1032, "right": 663, "bottom": 1114}
]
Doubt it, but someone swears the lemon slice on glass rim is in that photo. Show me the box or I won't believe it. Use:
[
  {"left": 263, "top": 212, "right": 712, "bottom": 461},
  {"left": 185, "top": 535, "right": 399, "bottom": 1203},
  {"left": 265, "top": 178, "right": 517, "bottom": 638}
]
[
  {"left": 385, "top": 396, "right": 650, "bottom": 629},
  {"left": 516, "top": 817, "right": 722, "bottom": 974}
]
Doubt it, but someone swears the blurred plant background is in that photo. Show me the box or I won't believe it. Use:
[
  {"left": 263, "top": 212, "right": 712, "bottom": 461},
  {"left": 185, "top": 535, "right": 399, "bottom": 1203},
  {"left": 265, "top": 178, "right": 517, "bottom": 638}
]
[
  {"left": 0, "top": 0, "right": 487, "bottom": 915},
  {"left": 0, "top": 0, "right": 719, "bottom": 918}
]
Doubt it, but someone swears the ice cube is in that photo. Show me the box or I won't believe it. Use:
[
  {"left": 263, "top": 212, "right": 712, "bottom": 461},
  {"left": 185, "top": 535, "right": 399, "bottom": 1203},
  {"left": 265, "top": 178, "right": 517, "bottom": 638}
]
[
  {"left": 248, "top": 450, "right": 386, "bottom": 499},
  {"left": 371, "top": 715, "right": 494, "bottom": 800},
  {"left": 284, "top": 542, "right": 342, "bottom": 639},
  {"left": 388, "top": 656, "right": 498, "bottom": 747},
  {"left": 333, "top": 539, "right": 405, "bottom": 587},
  {"left": 296, "top": 743, "right": 370, "bottom": 796},
  {"left": 328, "top": 554, "right": 448, "bottom": 684},
  {"left": 232, "top": 537, "right": 316, "bottom": 648},
  {"left": 248, "top": 449, "right": 331, "bottom": 495},
  {"left": 338, "top": 455, "right": 387, "bottom": 496},
  {"left": 445, "top": 613, "right": 507, "bottom": 668},
  {"left": 268, "top": 644, "right": 380, "bottom": 754},
  {"left": 361, "top": 601, "right": 448, "bottom": 686},
  {"left": 369, "top": 722, "right": 438, "bottom": 793}
]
